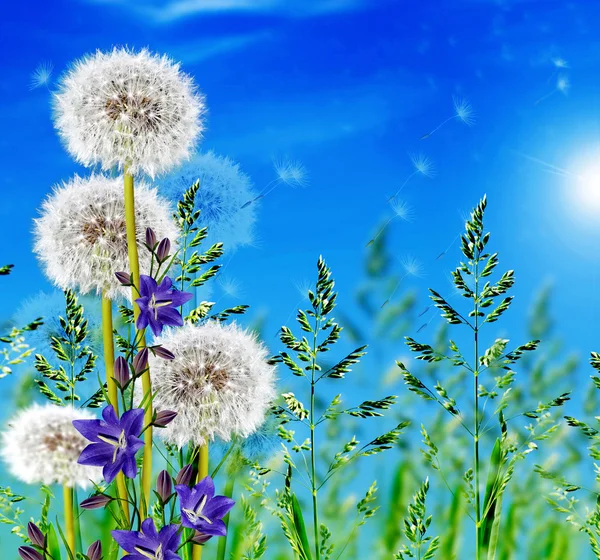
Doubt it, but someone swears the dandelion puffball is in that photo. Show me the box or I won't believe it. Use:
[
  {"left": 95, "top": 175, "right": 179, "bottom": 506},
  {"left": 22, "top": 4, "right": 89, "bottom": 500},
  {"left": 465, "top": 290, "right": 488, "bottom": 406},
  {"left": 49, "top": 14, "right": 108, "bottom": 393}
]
[
  {"left": 34, "top": 174, "right": 178, "bottom": 299},
  {"left": 53, "top": 48, "right": 205, "bottom": 177},
  {"left": 161, "top": 151, "right": 257, "bottom": 251},
  {"left": 1, "top": 404, "right": 101, "bottom": 488},
  {"left": 147, "top": 321, "right": 277, "bottom": 448}
]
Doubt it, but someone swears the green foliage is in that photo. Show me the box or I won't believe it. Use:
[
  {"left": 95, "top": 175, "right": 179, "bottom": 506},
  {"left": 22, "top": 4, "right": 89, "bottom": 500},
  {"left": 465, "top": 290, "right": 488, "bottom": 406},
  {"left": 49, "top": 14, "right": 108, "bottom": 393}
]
[
  {"left": 271, "top": 257, "right": 403, "bottom": 560},
  {"left": 394, "top": 478, "right": 440, "bottom": 560},
  {"left": 398, "top": 196, "right": 568, "bottom": 559},
  {"left": 33, "top": 289, "right": 99, "bottom": 407}
]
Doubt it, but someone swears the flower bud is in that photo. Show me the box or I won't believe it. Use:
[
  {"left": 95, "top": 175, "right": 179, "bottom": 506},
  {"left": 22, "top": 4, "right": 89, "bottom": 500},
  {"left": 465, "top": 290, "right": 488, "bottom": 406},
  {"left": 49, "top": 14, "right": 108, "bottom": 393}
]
[
  {"left": 114, "top": 356, "right": 130, "bottom": 388},
  {"left": 145, "top": 228, "right": 157, "bottom": 250},
  {"left": 132, "top": 348, "right": 149, "bottom": 375},
  {"left": 80, "top": 494, "right": 112, "bottom": 510},
  {"left": 151, "top": 345, "right": 175, "bottom": 360},
  {"left": 156, "top": 238, "right": 171, "bottom": 262},
  {"left": 18, "top": 547, "right": 44, "bottom": 560},
  {"left": 175, "top": 464, "right": 194, "bottom": 486},
  {"left": 156, "top": 470, "right": 173, "bottom": 502},
  {"left": 154, "top": 410, "right": 177, "bottom": 428},
  {"left": 192, "top": 532, "right": 212, "bottom": 545},
  {"left": 27, "top": 522, "right": 45, "bottom": 548},
  {"left": 87, "top": 540, "right": 102, "bottom": 560},
  {"left": 115, "top": 271, "right": 132, "bottom": 286}
]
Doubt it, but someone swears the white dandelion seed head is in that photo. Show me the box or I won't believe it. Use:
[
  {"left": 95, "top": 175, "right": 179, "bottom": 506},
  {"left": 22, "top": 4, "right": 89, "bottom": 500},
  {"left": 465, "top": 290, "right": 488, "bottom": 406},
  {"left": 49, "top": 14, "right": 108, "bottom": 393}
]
[
  {"left": 146, "top": 321, "right": 277, "bottom": 448},
  {"left": 552, "top": 57, "right": 568, "bottom": 69},
  {"left": 1, "top": 404, "right": 101, "bottom": 488},
  {"left": 273, "top": 157, "right": 309, "bottom": 187},
  {"left": 409, "top": 152, "right": 436, "bottom": 178},
  {"left": 389, "top": 198, "right": 414, "bottom": 222},
  {"left": 34, "top": 174, "right": 178, "bottom": 300},
  {"left": 53, "top": 48, "right": 205, "bottom": 178},
  {"left": 453, "top": 95, "right": 476, "bottom": 126},
  {"left": 557, "top": 74, "right": 570, "bottom": 94},
  {"left": 161, "top": 151, "right": 256, "bottom": 251},
  {"left": 401, "top": 255, "right": 425, "bottom": 278},
  {"left": 29, "top": 61, "right": 53, "bottom": 91}
]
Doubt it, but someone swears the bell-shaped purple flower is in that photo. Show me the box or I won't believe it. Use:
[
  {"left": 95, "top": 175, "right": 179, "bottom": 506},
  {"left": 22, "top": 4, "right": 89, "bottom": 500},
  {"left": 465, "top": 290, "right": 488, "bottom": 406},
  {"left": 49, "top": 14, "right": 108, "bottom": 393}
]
[
  {"left": 175, "top": 464, "right": 194, "bottom": 487},
  {"left": 87, "top": 540, "right": 102, "bottom": 560},
  {"left": 157, "top": 470, "right": 173, "bottom": 503},
  {"left": 145, "top": 228, "right": 157, "bottom": 251},
  {"left": 80, "top": 494, "right": 113, "bottom": 510},
  {"left": 18, "top": 547, "right": 43, "bottom": 560},
  {"left": 27, "top": 522, "right": 45, "bottom": 549},
  {"left": 135, "top": 275, "right": 192, "bottom": 337},
  {"left": 73, "top": 405, "right": 145, "bottom": 483},
  {"left": 156, "top": 238, "right": 171, "bottom": 263},
  {"left": 175, "top": 477, "right": 235, "bottom": 537},
  {"left": 112, "top": 518, "right": 181, "bottom": 560},
  {"left": 154, "top": 410, "right": 177, "bottom": 428},
  {"left": 114, "top": 356, "right": 130, "bottom": 388}
]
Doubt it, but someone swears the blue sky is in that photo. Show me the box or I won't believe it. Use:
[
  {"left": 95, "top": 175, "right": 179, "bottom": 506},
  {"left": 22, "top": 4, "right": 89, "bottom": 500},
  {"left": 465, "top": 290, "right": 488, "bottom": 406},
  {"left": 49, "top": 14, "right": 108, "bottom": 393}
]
[
  {"left": 2, "top": 0, "right": 600, "bottom": 550},
  {"left": 3, "top": 0, "right": 600, "bottom": 388}
]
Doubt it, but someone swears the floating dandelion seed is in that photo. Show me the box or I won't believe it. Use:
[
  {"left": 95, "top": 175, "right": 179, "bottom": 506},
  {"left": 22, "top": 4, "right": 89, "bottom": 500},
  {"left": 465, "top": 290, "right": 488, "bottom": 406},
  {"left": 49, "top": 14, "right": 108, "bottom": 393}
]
[
  {"left": 421, "top": 95, "right": 475, "bottom": 139},
  {"left": 548, "top": 57, "right": 569, "bottom": 83},
  {"left": 535, "top": 74, "right": 570, "bottom": 105},
  {"left": 162, "top": 151, "right": 257, "bottom": 251},
  {"left": 389, "top": 153, "right": 436, "bottom": 202},
  {"left": 29, "top": 61, "right": 53, "bottom": 91},
  {"left": 218, "top": 276, "right": 243, "bottom": 299},
  {"left": 366, "top": 199, "right": 413, "bottom": 247},
  {"left": 146, "top": 322, "right": 276, "bottom": 447},
  {"left": 381, "top": 255, "right": 424, "bottom": 308},
  {"left": 242, "top": 157, "right": 308, "bottom": 208},
  {"left": 275, "top": 278, "right": 312, "bottom": 339},
  {"left": 53, "top": 47, "right": 205, "bottom": 177},
  {"left": 1, "top": 404, "right": 101, "bottom": 488},
  {"left": 34, "top": 174, "right": 178, "bottom": 299}
]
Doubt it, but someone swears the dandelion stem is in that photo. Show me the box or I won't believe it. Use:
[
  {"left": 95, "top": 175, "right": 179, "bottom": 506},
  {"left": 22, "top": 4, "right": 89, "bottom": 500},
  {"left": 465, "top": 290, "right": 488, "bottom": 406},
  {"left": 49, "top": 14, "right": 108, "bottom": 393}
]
[
  {"left": 123, "top": 169, "right": 152, "bottom": 518},
  {"left": 101, "top": 293, "right": 130, "bottom": 522},
  {"left": 63, "top": 485, "right": 76, "bottom": 556},
  {"left": 192, "top": 443, "right": 209, "bottom": 560},
  {"left": 216, "top": 476, "right": 235, "bottom": 560}
]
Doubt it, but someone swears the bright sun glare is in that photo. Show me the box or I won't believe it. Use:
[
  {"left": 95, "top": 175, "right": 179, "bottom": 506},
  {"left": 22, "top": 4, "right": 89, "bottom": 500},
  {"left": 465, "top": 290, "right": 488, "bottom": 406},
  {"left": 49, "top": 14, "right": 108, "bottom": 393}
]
[{"left": 574, "top": 165, "right": 600, "bottom": 214}]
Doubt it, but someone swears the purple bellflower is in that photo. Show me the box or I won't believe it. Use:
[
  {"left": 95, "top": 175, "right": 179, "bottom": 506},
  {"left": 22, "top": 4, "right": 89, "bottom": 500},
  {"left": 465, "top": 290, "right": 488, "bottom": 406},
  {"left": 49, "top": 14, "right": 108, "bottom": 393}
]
[
  {"left": 112, "top": 518, "right": 181, "bottom": 560},
  {"left": 135, "top": 275, "right": 192, "bottom": 337},
  {"left": 73, "top": 405, "right": 144, "bottom": 483},
  {"left": 176, "top": 477, "right": 235, "bottom": 537}
]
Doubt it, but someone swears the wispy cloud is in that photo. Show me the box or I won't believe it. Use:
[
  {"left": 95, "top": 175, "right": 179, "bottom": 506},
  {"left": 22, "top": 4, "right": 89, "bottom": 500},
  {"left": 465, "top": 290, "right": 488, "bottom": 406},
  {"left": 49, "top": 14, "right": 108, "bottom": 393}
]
[
  {"left": 167, "top": 31, "right": 272, "bottom": 65},
  {"left": 80, "top": 0, "right": 367, "bottom": 24}
]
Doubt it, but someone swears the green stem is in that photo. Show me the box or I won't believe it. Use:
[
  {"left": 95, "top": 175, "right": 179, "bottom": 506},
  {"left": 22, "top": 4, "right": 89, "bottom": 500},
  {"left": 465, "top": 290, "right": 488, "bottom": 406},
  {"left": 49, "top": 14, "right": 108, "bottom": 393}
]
[
  {"left": 63, "top": 485, "right": 76, "bottom": 557},
  {"left": 474, "top": 254, "right": 481, "bottom": 560},
  {"left": 124, "top": 170, "right": 152, "bottom": 518},
  {"left": 311, "top": 315, "right": 320, "bottom": 560},
  {"left": 216, "top": 477, "right": 235, "bottom": 560},
  {"left": 192, "top": 444, "right": 209, "bottom": 560}
]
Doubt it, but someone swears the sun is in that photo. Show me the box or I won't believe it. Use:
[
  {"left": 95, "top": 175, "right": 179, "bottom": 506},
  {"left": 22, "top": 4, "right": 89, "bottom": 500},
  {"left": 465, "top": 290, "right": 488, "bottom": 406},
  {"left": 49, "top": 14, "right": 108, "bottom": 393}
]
[{"left": 574, "top": 164, "right": 600, "bottom": 214}]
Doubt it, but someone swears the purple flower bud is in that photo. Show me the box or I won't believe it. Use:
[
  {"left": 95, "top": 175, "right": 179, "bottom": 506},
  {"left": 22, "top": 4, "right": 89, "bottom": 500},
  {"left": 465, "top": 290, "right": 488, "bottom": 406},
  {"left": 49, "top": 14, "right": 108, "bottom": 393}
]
[
  {"left": 87, "top": 540, "right": 102, "bottom": 560},
  {"left": 154, "top": 410, "right": 177, "bottom": 428},
  {"left": 156, "top": 470, "right": 173, "bottom": 502},
  {"left": 114, "top": 356, "right": 130, "bottom": 388},
  {"left": 156, "top": 238, "right": 171, "bottom": 262},
  {"left": 80, "top": 494, "right": 112, "bottom": 510},
  {"left": 145, "top": 228, "right": 157, "bottom": 250},
  {"left": 115, "top": 271, "right": 132, "bottom": 286},
  {"left": 18, "top": 547, "right": 44, "bottom": 560},
  {"left": 151, "top": 345, "right": 175, "bottom": 360},
  {"left": 27, "top": 522, "right": 45, "bottom": 548},
  {"left": 192, "top": 532, "right": 212, "bottom": 545},
  {"left": 175, "top": 464, "right": 194, "bottom": 486},
  {"left": 132, "top": 348, "right": 149, "bottom": 375}
]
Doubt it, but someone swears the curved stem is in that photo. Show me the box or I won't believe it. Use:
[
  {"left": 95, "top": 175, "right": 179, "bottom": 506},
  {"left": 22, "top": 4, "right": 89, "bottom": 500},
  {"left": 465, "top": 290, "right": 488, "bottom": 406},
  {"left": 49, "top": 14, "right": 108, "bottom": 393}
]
[
  {"left": 192, "top": 443, "right": 209, "bottom": 560},
  {"left": 124, "top": 170, "right": 152, "bottom": 517},
  {"left": 63, "top": 486, "right": 76, "bottom": 557}
]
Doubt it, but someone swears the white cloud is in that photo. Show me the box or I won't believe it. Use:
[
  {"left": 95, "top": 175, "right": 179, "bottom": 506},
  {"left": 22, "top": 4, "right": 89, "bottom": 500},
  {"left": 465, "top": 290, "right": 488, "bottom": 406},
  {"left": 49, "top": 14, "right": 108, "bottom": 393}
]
[{"left": 81, "top": 0, "right": 367, "bottom": 24}]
